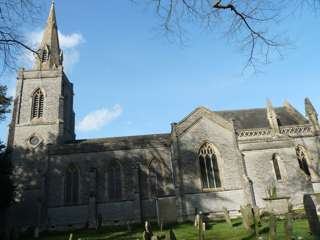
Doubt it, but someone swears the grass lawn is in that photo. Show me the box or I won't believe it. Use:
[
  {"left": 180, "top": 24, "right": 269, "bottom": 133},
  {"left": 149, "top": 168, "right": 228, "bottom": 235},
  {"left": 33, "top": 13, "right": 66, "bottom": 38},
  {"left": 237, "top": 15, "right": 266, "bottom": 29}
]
[{"left": 21, "top": 218, "right": 312, "bottom": 240}]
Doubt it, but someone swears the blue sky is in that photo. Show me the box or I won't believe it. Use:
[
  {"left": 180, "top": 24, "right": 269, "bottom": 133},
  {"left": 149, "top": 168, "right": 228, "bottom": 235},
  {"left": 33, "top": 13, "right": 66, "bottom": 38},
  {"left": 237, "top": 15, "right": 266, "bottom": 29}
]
[{"left": 1, "top": 1, "right": 320, "bottom": 141}]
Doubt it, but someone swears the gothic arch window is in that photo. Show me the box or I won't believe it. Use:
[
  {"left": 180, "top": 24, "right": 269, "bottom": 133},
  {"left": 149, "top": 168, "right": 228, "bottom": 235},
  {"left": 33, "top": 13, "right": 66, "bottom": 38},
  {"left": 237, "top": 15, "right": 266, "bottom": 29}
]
[
  {"left": 149, "top": 159, "right": 164, "bottom": 198},
  {"left": 272, "top": 154, "right": 282, "bottom": 180},
  {"left": 198, "top": 143, "right": 221, "bottom": 189},
  {"left": 31, "top": 88, "right": 44, "bottom": 119},
  {"left": 296, "top": 145, "right": 311, "bottom": 176},
  {"left": 107, "top": 161, "right": 122, "bottom": 201},
  {"left": 65, "top": 164, "right": 79, "bottom": 205}
]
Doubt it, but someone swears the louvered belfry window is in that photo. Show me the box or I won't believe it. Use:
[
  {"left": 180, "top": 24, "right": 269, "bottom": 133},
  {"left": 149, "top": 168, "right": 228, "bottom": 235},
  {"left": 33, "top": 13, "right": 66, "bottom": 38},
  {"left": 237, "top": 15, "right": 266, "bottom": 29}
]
[
  {"left": 32, "top": 89, "right": 44, "bottom": 119},
  {"left": 199, "top": 143, "right": 221, "bottom": 189}
]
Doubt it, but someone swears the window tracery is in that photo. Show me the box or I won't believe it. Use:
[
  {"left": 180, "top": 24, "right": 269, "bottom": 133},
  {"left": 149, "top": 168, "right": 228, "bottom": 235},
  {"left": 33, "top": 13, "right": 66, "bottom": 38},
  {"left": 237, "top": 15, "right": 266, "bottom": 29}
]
[
  {"left": 296, "top": 145, "right": 311, "bottom": 176},
  {"left": 198, "top": 143, "right": 221, "bottom": 189}
]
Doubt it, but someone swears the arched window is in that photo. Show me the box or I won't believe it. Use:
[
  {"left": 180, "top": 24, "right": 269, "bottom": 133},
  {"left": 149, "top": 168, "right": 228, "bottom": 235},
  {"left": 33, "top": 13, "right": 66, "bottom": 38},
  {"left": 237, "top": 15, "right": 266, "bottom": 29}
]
[
  {"left": 149, "top": 159, "right": 164, "bottom": 197},
  {"left": 199, "top": 143, "right": 221, "bottom": 189},
  {"left": 272, "top": 154, "right": 282, "bottom": 180},
  {"left": 31, "top": 89, "right": 44, "bottom": 119},
  {"left": 107, "top": 162, "right": 122, "bottom": 201},
  {"left": 65, "top": 164, "right": 79, "bottom": 204},
  {"left": 296, "top": 145, "right": 311, "bottom": 176}
]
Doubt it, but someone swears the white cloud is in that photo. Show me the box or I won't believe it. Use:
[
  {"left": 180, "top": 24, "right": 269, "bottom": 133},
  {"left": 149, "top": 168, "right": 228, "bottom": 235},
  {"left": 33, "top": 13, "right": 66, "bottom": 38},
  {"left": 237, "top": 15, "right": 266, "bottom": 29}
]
[
  {"left": 76, "top": 105, "right": 123, "bottom": 132},
  {"left": 20, "top": 30, "right": 84, "bottom": 72}
]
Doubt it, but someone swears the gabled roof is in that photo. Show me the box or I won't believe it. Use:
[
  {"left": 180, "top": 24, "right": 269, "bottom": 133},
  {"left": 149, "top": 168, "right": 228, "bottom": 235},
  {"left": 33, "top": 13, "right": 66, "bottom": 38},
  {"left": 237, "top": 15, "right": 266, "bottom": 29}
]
[{"left": 49, "top": 133, "right": 171, "bottom": 155}]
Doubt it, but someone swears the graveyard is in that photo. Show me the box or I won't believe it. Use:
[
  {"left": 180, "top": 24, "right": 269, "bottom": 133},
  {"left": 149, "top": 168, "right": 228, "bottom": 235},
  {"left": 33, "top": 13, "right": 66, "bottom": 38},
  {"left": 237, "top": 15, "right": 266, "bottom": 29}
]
[{"left": 16, "top": 202, "right": 318, "bottom": 240}]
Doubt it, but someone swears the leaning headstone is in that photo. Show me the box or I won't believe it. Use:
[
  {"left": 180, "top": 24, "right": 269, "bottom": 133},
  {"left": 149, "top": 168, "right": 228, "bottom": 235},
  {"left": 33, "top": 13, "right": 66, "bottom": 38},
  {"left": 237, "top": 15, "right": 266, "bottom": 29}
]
[
  {"left": 223, "top": 207, "right": 233, "bottom": 226},
  {"left": 68, "top": 233, "right": 73, "bottom": 240},
  {"left": 303, "top": 194, "right": 320, "bottom": 238},
  {"left": 268, "top": 213, "right": 277, "bottom": 240}
]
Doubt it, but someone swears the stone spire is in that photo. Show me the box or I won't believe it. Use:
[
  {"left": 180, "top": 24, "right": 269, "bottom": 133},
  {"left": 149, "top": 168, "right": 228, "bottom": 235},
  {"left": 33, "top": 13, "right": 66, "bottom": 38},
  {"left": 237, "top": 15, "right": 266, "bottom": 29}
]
[
  {"left": 266, "top": 99, "right": 280, "bottom": 135},
  {"left": 34, "top": 0, "right": 63, "bottom": 70},
  {"left": 305, "top": 97, "right": 320, "bottom": 133}
]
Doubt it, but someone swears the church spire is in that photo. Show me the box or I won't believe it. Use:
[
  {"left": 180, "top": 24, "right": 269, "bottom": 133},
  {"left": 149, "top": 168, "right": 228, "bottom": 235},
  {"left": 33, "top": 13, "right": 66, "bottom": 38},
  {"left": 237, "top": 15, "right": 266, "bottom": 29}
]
[{"left": 34, "top": 0, "right": 63, "bottom": 70}]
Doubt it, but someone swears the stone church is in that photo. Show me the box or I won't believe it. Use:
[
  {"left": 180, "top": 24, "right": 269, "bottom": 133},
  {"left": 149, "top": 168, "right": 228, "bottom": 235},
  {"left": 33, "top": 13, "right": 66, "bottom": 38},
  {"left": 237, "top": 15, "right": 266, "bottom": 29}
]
[{"left": 6, "top": 2, "right": 320, "bottom": 231}]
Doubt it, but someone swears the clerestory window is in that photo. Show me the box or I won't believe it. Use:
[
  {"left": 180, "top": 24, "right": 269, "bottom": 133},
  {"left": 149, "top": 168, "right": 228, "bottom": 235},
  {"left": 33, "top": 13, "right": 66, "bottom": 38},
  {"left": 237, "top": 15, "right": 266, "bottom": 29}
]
[
  {"left": 31, "top": 89, "right": 44, "bottom": 119},
  {"left": 199, "top": 143, "right": 221, "bottom": 189}
]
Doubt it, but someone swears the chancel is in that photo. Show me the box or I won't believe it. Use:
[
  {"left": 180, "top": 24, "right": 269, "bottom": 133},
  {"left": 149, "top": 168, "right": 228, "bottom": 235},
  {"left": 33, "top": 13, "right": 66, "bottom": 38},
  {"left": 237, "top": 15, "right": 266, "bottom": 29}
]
[{"left": 7, "top": 2, "right": 320, "bottom": 231}]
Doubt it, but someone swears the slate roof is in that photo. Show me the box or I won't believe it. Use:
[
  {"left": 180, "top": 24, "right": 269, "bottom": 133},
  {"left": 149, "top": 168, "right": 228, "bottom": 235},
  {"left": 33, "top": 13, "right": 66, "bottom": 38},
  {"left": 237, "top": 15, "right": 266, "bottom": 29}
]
[
  {"left": 49, "top": 133, "right": 171, "bottom": 155},
  {"left": 215, "top": 107, "right": 308, "bottom": 129}
]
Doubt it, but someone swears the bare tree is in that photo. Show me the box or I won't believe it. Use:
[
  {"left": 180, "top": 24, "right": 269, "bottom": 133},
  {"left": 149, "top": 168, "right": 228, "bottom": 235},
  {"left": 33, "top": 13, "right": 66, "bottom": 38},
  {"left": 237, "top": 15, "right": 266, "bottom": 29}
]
[
  {"left": 0, "top": 0, "right": 42, "bottom": 72},
  {"left": 140, "top": 0, "right": 320, "bottom": 70}
]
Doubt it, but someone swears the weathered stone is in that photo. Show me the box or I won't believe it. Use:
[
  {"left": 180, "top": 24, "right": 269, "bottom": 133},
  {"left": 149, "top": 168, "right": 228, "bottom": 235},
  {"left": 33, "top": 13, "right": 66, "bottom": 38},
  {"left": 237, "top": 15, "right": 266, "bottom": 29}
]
[
  {"left": 240, "top": 205, "right": 254, "bottom": 231},
  {"left": 303, "top": 194, "right": 320, "bottom": 238}
]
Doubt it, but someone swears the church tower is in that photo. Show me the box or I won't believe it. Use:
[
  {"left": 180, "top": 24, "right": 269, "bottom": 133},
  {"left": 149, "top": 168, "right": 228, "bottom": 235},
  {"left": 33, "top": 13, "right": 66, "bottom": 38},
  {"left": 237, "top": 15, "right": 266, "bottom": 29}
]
[
  {"left": 7, "top": 2, "right": 75, "bottom": 227},
  {"left": 8, "top": 1, "right": 75, "bottom": 149}
]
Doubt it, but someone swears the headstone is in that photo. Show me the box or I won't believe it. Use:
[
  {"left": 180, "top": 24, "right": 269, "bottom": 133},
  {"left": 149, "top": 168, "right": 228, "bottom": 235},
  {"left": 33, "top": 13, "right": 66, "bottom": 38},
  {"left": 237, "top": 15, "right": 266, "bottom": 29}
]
[
  {"left": 34, "top": 227, "right": 39, "bottom": 238},
  {"left": 223, "top": 207, "right": 232, "bottom": 226},
  {"left": 198, "top": 213, "right": 204, "bottom": 240},
  {"left": 68, "top": 233, "right": 73, "bottom": 240},
  {"left": 303, "top": 194, "right": 320, "bottom": 238},
  {"left": 284, "top": 203, "right": 293, "bottom": 240},
  {"left": 166, "top": 229, "right": 176, "bottom": 240},
  {"left": 194, "top": 213, "right": 200, "bottom": 229},
  {"left": 240, "top": 205, "right": 254, "bottom": 231},
  {"left": 268, "top": 213, "right": 276, "bottom": 240},
  {"left": 143, "top": 221, "right": 153, "bottom": 240}
]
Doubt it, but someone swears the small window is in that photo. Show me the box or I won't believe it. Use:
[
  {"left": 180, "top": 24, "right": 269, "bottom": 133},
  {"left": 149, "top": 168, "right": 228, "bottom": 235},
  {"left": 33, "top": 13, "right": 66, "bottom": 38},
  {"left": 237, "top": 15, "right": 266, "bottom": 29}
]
[
  {"left": 272, "top": 154, "right": 282, "bottom": 180},
  {"left": 31, "top": 89, "right": 44, "bottom": 119}
]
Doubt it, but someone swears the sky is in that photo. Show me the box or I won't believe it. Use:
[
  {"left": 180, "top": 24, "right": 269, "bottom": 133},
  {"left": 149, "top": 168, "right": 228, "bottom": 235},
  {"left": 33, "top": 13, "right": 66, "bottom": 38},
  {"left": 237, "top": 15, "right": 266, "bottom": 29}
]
[{"left": 1, "top": 1, "right": 320, "bottom": 141}]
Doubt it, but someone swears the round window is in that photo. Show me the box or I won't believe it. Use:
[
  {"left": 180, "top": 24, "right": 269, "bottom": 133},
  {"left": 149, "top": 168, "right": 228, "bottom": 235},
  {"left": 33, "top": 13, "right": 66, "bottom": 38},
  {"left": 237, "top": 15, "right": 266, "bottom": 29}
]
[{"left": 29, "top": 136, "right": 40, "bottom": 146}]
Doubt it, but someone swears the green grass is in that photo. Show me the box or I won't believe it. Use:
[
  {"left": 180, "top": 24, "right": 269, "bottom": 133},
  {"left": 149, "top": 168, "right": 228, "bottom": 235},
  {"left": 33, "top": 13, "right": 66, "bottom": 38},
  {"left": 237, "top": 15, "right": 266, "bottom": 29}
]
[{"left": 21, "top": 218, "right": 312, "bottom": 240}]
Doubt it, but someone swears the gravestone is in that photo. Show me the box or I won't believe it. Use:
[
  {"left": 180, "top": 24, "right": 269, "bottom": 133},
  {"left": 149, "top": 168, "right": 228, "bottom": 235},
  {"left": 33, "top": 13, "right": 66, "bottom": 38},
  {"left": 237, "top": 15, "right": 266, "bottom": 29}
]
[
  {"left": 143, "top": 221, "right": 153, "bottom": 240},
  {"left": 223, "top": 207, "right": 232, "bottom": 226},
  {"left": 284, "top": 203, "right": 293, "bottom": 240},
  {"left": 303, "top": 194, "right": 320, "bottom": 238},
  {"left": 240, "top": 205, "right": 254, "bottom": 231},
  {"left": 268, "top": 213, "right": 277, "bottom": 240}
]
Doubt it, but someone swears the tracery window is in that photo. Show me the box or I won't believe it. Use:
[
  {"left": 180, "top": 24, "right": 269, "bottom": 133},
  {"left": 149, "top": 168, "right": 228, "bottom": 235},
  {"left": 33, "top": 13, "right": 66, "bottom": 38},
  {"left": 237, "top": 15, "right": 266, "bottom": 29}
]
[
  {"left": 199, "top": 143, "right": 221, "bottom": 189},
  {"left": 65, "top": 164, "right": 79, "bottom": 204},
  {"left": 31, "top": 89, "right": 44, "bottom": 119},
  {"left": 272, "top": 154, "right": 282, "bottom": 180},
  {"left": 149, "top": 159, "right": 164, "bottom": 197},
  {"left": 296, "top": 145, "right": 311, "bottom": 176},
  {"left": 107, "top": 162, "right": 122, "bottom": 201}
]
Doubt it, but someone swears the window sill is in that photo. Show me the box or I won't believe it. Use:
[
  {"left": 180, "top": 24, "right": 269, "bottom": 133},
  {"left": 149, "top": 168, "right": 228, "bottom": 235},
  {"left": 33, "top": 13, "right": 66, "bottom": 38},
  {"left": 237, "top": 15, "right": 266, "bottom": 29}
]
[{"left": 202, "top": 187, "right": 224, "bottom": 193}]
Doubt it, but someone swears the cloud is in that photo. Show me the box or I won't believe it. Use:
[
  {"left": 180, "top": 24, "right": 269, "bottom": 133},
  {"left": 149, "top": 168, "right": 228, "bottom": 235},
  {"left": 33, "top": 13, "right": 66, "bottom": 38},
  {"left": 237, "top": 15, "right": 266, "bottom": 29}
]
[
  {"left": 76, "top": 105, "right": 123, "bottom": 132},
  {"left": 20, "top": 30, "right": 84, "bottom": 72}
]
